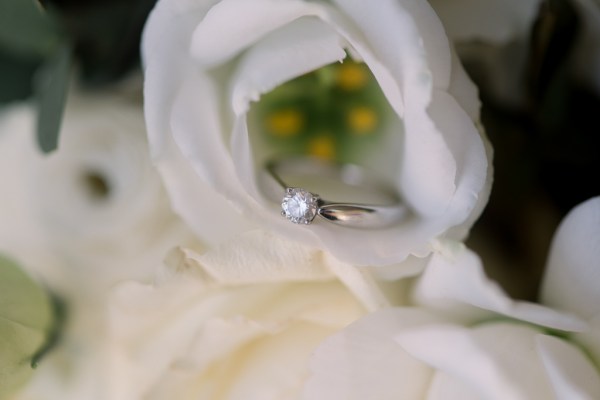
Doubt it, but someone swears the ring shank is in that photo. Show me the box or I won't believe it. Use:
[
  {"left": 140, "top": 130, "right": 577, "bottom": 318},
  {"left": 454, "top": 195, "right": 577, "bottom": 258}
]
[
  {"left": 318, "top": 203, "right": 406, "bottom": 228},
  {"left": 266, "top": 158, "right": 405, "bottom": 229}
]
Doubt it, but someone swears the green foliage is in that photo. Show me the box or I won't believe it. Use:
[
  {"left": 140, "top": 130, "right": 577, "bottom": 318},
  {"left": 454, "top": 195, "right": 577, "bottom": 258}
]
[
  {"left": 0, "top": 0, "right": 156, "bottom": 152},
  {"left": 35, "top": 43, "right": 72, "bottom": 153},
  {"left": 0, "top": 0, "right": 62, "bottom": 58},
  {"left": 0, "top": 255, "right": 54, "bottom": 398},
  {"left": 0, "top": 51, "right": 39, "bottom": 103},
  {"left": 52, "top": 0, "right": 157, "bottom": 84},
  {"left": 0, "top": 0, "right": 72, "bottom": 154}
]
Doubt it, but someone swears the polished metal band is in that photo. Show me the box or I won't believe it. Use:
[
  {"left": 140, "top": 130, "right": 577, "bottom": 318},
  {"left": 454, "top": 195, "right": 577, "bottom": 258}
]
[{"left": 266, "top": 158, "right": 405, "bottom": 229}]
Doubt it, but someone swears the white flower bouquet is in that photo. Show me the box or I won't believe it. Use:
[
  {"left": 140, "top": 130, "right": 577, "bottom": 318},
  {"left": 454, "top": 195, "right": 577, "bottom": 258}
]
[{"left": 0, "top": 0, "right": 598, "bottom": 399}]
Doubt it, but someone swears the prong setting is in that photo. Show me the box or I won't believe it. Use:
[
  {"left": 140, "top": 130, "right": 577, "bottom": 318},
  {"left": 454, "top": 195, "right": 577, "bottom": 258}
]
[{"left": 281, "top": 187, "right": 319, "bottom": 225}]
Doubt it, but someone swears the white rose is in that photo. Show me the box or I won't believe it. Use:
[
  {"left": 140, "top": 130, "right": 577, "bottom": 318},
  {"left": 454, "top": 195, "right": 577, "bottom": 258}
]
[
  {"left": 0, "top": 89, "right": 193, "bottom": 293},
  {"left": 0, "top": 106, "right": 62, "bottom": 282},
  {"left": 0, "top": 90, "right": 195, "bottom": 399},
  {"left": 304, "top": 198, "right": 600, "bottom": 399},
  {"left": 305, "top": 310, "right": 598, "bottom": 399},
  {"left": 106, "top": 232, "right": 393, "bottom": 400},
  {"left": 142, "top": 0, "right": 492, "bottom": 266}
]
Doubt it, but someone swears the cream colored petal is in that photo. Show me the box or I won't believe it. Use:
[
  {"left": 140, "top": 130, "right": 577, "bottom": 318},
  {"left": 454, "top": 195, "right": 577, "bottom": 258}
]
[
  {"left": 536, "top": 334, "right": 600, "bottom": 399},
  {"left": 303, "top": 308, "right": 441, "bottom": 400},
  {"left": 143, "top": 0, "right": 255, "bottom": 245},
  {"left": 333, "top": 0, "right": 459, "bottom": 216},
  {"left": 109, "top": 272, "right": 365, "bottom": 400},
  {"left": 229, "top": 16, "right": 346, "bottom": 115},
  {"left": 413, "top": 241, "right": 587, "bottom": 331},
  {"left": 169, "top": 231, "right": 334, "bottom": 285},
  {"left": 169, "top": 231, "right": 388, "bottom": 312},
  {"left": 189, "top": 0, "right": 328, "bottom": 68},
  {"left": 397, "top": 322, "right": 556, "bottom": 400},
  {"left": 541, "top": 196, "right": 600, "bottom": 319},
  {"left": 575, "top": 315, "right": 600, "bottom": 373},
  {"left": 0, "top": 105, "right": 61, "bottom": 282},
  {"left": 142, "top": 0, "right": 219, "bottom": 156},
  {"left": 426, "top": 372, "right": 483, "bottom": 400},
  {"left": 168, "top": 71, "right": 258, "bottom": 242}
]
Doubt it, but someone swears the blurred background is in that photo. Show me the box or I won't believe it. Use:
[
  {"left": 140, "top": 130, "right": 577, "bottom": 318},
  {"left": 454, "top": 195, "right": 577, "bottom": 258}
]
[{"left": 0, "top": 0, "right": 598, "bottom": 300}]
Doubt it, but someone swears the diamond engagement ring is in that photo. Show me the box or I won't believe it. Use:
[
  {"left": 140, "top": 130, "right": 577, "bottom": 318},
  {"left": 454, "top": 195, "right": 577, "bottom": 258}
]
[{"left": 265, "top": 158, "right": 406, "bottom": 229}]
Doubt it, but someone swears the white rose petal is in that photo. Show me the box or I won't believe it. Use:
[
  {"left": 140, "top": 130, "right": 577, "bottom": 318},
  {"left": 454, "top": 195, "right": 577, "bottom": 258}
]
[
  {"left": 425, "top": 372, "right": 482, "bottom": 400},
  {"left": 0, "top": 90, "right": 193, "bottom": 291},
  {"left": 168, "top": 231, "right": 336, "bottom": 285},
  {"left": 576, "top": 315, "right": 600, "bottom": 367},
  {"left": 397, "top": 323, "right": 555, "bottom": 400},
  {"left": 541, "top": 196, "right": 600, "bottom": 319},
  {"left": 306, "top": 309, "right": 598, "bottom": 400},
  {"left": 412, "top": 240, "right": 587, "bottom": 332},
  {"left": 30, "top": 91, "right": 192, "bottom": 290},
  {"left": 1, "top": 88, "right": 200, "bottom": 399},
  {"left": 302, "top": 308, "right": 439, "bottom": 400},
  {"left": 142, "top": 0, "right": 492, "bottom": 266},
  {"left": 0, "top": 106, "right": 62, "bottom": 281},
  {"left": 165, "top": 231, "right": 391, "bottom": 311},
  {"left": 305, "top": 194, "right": 600, "bottom": 400},
  {"left": 108, "top": 247, "right": 370, "bottom": 400},
  {"left": 536, "top": 334, "right": 600, "bottom": 399}
]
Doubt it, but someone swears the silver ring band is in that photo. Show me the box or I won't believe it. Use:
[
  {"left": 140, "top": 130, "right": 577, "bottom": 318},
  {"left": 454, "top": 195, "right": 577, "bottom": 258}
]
[{"left": 265, "top": 158, "right": 405, "bottom": 229}]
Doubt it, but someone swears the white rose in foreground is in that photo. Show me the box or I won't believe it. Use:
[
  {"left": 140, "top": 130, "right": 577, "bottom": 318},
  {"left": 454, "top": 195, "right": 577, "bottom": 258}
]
[
  {"left": 107, "top": 232, "right": 393, "bottom": 400},
  {"left": 0, "top": 90, "right": 193, "bottom": 293},
  {"left": 142, "top": 0, "right": 492, "bottom": 266},
  {"left": 306, "top": 309, "right": 597, "bottom": 400},
  {"left": 304, "top": 198, "right": 600, "bottom": 399},
  {"left": 0, "top": 90, "right": 196, "bottom": 399}
]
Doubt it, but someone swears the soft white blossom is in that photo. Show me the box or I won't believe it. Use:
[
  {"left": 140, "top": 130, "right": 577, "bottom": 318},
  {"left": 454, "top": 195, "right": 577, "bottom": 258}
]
[
  {"left": 102, "top": 197, "right": 600, "bottom": 399},
  {"left": 106, "top": 232, "right": 390, "bottom": 400},
  {"left": 303, "top": 198, "right": 600, "bottom": 399},
  {"left": 142, "top": 0, "right": 493, "bottom": 266},
  {"left": 0, "top": 89, "right": 195, "bottom": 399},
  {"left": 0, "top": 90, "right": 192, "bottom": 293}
]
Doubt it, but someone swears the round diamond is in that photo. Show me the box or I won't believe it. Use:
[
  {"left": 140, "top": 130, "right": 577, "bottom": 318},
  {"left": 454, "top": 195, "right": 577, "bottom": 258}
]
[{"left": 281, "top": 188, "right": 319, "bottom": 224}]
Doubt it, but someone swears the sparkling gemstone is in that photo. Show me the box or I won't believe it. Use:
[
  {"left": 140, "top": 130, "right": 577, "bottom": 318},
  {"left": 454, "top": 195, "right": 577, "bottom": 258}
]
[{"left": 281, "top": 188, "right": 319, "bottom": 224}]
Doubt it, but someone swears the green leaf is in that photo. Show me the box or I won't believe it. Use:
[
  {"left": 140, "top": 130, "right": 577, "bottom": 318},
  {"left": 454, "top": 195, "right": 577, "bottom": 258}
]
[
  {"left": 0, "top": 255, "right": 53, "bottom": 398},
  {"left": 0, "top": 50, "right": 40, "bottom": 104},
  {"left": 35, "top": 43, "right": 72, "bottom": 153},
  {"left": 0, "top": 0, "right": 62, "bottom": 58}
]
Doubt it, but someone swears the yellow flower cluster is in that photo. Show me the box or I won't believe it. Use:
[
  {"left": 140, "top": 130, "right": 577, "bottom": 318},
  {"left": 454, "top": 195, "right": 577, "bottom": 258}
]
[{"left": 254, "top": 59, "right": 390, "bottom": 162}]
